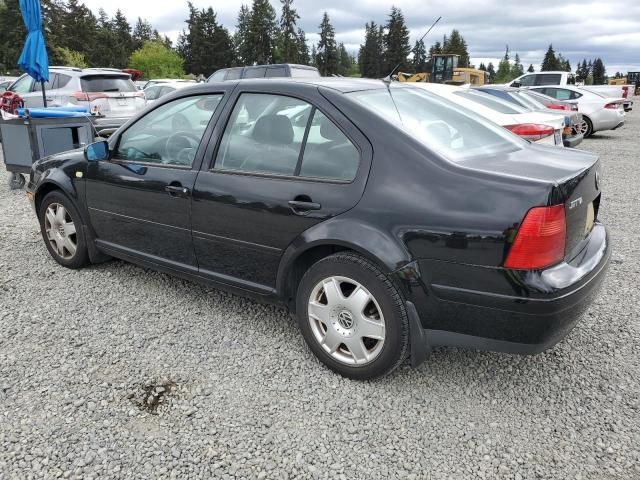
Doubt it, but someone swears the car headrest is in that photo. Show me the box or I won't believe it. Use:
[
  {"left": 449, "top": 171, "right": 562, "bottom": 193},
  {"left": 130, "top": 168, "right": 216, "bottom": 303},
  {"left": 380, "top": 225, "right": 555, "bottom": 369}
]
[
  {"left": 253, "top": 114, "right": 294, "bottom": 145},
  {"left": 320, "top": 115, "right": 342, "bottom": 141}
]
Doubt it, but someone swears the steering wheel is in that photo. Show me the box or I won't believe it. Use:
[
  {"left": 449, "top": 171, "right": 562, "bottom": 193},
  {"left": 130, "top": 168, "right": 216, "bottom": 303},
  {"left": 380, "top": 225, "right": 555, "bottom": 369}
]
[{"left": 164, "top": 132, "right": 201, "bottom": 165}]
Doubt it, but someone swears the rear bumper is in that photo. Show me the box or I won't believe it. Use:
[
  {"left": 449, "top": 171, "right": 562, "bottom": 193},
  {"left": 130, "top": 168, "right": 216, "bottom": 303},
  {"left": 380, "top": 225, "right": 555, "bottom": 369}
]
[
  {"left": 563, "top": 132, "right": 584, "bottom": 148},
  {"left": 403, "top": 223, "right": 610, "bottom": 357}
]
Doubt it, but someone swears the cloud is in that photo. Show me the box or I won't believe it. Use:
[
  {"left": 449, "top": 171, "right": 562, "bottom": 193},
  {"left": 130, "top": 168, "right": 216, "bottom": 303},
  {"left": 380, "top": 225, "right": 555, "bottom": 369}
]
[{"left": 81, "top": 0, "right": 640, "bottom": 72}]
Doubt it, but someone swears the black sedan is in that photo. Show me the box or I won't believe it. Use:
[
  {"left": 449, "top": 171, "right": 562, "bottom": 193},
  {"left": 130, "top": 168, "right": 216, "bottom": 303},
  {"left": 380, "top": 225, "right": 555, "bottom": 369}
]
[{"left": 27, "top": 78, "right": 610, "bottom": 379}]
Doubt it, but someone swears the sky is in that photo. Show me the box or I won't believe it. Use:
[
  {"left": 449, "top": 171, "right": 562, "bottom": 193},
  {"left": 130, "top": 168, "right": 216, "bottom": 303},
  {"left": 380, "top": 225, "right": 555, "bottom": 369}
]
[{"left": 81, "top": 0, "right": 640, "bottom": 74}]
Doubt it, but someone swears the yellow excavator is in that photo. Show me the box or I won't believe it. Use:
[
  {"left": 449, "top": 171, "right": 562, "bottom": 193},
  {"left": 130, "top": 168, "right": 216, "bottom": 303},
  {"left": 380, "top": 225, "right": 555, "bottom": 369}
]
[{"left": 396, "top": 54, "right": 488, "bottom": 86}]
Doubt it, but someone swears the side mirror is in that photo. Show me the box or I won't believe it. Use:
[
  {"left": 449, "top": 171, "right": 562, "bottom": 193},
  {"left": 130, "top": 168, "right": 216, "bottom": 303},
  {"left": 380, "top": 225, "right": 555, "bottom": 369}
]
[{"left": 84, "top": 140, "right": 109, "bottom": 162}]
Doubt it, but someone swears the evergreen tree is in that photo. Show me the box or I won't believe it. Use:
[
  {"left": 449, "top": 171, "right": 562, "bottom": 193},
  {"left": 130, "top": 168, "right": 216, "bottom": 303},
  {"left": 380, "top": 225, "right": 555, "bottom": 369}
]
[
  {"left": 541, "top": 44, "right": 558, "bottom": 71},
  {"left": 527, "top": 63, "right": 535, "bottom": 73},
  {"left": 358, "top": 21, "right": 383, "bottom": 78},
  {"left": 234, "top": 5, "right": 252, "bottom": 65},
  {"left": 486, "top": 62, "right": 496, "bottom": 83},
  {"left": 278, "top": 0, "right": 299, "bottom": 63},
  {"left": 442, "top": 29, "right": 469, "bottom": 67},
  {"left": 494, "top": 45, "right": 512, "bottom": 83},
  {"left": 0, "top": 0, "right": 26, "bottom": 73},
  {"left": 310, "top": 44, "right": 317, "bottom": 67},
  {"left": 132, "top": 17, "right": 153, "bottom": 52},
  {"left": 510, "top": 52, "right": 523, "bottom": 78},
  {"left": 576, "top": 58, "right": 588, "bottom": 82},
  {"left": 383, "top": 6, "right": 411, "bottom": 73},
  {"left": 592, "top": 58, "right": 606, "bottom": 84},
  {"left": 62, "top": 0, "right": 98, "bottom": 65},
  {"left": 338, "top": 43, "right": 352, "bottom": 76},
  {"left": 247, "top": 0, "right": 277, "bottom": 65},
  {"left": 315, "top": 12, "right": 338, "bottom": 76},
  {"left": 111, "top": 10, "right": 133, "bottom": 68},
  {"left": 411, "top": 40, "right": 427, "bottom": 73},
  {"left": 90, "top": 9, "right": 117, "bottom": 67},
  {"left": 296, "top": 28, "right": 310, "bottom": 65}
]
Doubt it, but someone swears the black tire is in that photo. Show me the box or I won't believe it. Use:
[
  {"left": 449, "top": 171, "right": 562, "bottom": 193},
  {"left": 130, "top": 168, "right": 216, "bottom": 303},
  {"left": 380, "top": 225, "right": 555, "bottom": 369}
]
[
  {"left": 8, "top": 173, "right": 26, "bottom": 190},
  {"left": 38, "top": 191, "right": 89, "bottom": 269},
  {"left": 582, "top": 116, "right": 594, "bottom": 137},
  {"left": 296, "top": 252, "right": 410, "bottom": 380}
]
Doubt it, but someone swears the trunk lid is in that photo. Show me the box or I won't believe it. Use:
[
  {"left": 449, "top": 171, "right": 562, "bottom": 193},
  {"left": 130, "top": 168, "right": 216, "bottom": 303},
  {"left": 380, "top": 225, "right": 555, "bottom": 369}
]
[{"left": 458, "top": 144, "right": 601, "bottom": 262}]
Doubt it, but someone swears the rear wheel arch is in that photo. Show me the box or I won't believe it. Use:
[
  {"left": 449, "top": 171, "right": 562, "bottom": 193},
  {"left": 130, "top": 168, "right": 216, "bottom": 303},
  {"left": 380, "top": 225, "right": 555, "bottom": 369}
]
[{"left": 278, "top": 241, "right": 403, "bottom": 313}]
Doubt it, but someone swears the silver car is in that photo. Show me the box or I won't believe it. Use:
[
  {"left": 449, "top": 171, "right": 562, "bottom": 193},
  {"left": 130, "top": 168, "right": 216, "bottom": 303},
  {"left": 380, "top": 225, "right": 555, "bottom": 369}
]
[{"left": 5, "top": 67, "right": 146, "bottom": 135}]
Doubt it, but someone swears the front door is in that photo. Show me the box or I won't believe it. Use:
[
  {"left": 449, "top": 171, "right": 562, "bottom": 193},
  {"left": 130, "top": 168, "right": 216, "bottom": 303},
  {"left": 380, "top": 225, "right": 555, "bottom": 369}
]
[
  {"left": 85, "top": 93, "right": 225, "bottom": 267},
  {"left": 192, "top": 88, "right": 371, "bottom": 290}
]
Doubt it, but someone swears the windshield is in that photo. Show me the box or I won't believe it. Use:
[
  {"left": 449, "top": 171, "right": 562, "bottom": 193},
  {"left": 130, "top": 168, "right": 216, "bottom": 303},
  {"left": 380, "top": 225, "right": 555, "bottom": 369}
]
[{"left": 348, "top": 86, "right": 524, "bottom": 161}]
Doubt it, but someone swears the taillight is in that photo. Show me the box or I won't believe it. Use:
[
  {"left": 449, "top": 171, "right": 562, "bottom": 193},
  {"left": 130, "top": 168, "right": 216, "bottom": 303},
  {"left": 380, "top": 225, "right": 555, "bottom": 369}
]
[
  {"left": 504, "top": 205, "right": 566, "bottom": 270},
  {"left": 604, "top": 103, "right": 620, "bottom": 109},
  {"left": 622, "top": 86, "right": 628, "bottom": 98},
  {"left": 547, "top": 104, "right": 569, "bottom": 111},
  {"left": 505, "top": 124, "right": 555, "bottom": 141},
  {"left": 134, "top": 92, "right": 145, "bottom": 98}
]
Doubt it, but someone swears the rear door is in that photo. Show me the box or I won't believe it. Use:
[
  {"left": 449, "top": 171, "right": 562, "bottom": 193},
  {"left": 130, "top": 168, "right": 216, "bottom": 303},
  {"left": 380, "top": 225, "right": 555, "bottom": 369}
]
[
  {"left": 85, "top": 90, "right": 230, "bottom": 267},
  {"left": 80, "top": 74, "right": 144, "bottom": 116},
  {"left": 191, "top": 84, "right": 372, "bottom": 290}
]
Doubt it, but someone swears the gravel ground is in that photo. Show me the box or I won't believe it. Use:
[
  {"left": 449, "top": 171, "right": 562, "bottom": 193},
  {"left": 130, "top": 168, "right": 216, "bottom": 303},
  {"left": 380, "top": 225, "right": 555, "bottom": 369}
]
[{"left": 1, "top": 104, "right": 639, "bottom": 480}]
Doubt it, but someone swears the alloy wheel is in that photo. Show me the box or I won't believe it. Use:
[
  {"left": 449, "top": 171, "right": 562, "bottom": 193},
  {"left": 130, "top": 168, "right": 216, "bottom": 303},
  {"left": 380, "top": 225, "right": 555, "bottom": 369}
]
[
  {"left": 44, "top": 203, "right": 77, "bottom": 260},
  {"left": 577, "top": 120, "right": 590, "bottom": 136},
  {"left": 307, "top": 276, "right": 386, "bottom": 366}
]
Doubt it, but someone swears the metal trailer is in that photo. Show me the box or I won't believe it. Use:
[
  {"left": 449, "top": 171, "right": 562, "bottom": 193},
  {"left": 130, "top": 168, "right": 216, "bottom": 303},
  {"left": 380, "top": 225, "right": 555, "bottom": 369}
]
[{"left": 1, "top": 115, "right": 94, "bottom": 189}]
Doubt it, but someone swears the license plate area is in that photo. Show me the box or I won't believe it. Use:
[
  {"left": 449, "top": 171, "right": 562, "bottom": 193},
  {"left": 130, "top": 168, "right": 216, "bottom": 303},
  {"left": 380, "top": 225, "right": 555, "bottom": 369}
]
[{"left": 117, "top": 98, "right": 129, "bottom": 106}]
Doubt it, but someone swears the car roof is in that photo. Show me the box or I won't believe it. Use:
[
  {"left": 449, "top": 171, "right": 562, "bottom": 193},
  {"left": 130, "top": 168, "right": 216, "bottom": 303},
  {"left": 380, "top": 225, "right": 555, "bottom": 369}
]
[{"left": 205, "top": 77, "right": 388, "bottom": 93}]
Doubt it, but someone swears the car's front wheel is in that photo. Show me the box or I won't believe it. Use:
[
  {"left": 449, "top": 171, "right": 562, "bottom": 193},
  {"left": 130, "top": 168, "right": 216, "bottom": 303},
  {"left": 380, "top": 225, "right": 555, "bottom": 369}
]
[
  {"left": 38, "top": 191, "right": 89, "bottom": 269},
  {"left": 296, "top": 252, "right": 410, "bottom": 379}
]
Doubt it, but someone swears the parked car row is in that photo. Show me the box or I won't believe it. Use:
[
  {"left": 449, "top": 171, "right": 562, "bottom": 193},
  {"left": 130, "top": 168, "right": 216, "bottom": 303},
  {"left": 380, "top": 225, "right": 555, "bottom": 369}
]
[{"left": 26, "top": 75, "right": 611, "bottom": 379}]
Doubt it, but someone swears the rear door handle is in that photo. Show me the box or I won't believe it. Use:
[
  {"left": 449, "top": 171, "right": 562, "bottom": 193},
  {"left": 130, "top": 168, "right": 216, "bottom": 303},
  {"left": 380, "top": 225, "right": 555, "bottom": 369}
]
[
  {"left": 288, "top": 200, "right": 321, "bottom": 213},
  {"left": 165, "top": 184, "right": 190, "bottom": 197}
]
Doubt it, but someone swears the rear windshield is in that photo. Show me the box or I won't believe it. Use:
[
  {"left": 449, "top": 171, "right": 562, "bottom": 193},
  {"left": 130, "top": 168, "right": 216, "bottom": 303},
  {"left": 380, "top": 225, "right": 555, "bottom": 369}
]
[
  {"left": 454, "top": 90, "right": 527, "bottom": 114},
  {"left": 290, "top": 67, "right": 321, "bottom": 78},
  {"left": 348, "top": 86, "right": 524, "bottom": 161},
  {"left": 81, "top": 75, "right": 136, "bottom": 93}
]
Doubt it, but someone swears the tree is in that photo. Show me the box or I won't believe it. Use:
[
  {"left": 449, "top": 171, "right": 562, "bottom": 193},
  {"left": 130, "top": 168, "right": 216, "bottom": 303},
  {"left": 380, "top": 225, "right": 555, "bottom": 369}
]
[
  {"left": 494, "top": 45, "right": 512, "bottom": 83},
  {"left": 129, "top": 40, "right": 184, "bottom": 80},
  {"left": 0, "top": 0, "right": 26, "bottom": 74},
  {"left": 442, "top": 29, "right": 469, "bottom": 67},
  {"left": 510, "top": 52, "right": 523, "bottom": 78},
  {"left": 411, "top": 40, "right": 427, "bottom": 73},
  {"left": 541, "top": 44, "right": 558, "bottom": 71},
  {"left": 486, "top": 62, "right": 496, "bottom": 83},
  {"left": 576, "top": 58, "right": 589, "bottom": 82},
  {"left": 358, "top": 21, "right": 383, "bottom": 78},
  {"left": 111, "top": 9, "right": 133, "bottom": 68},
  {"left": 478, "top": 62, "right": 486, "bottom": 71},
  {"left": 234, "top": 5, "right": 252, "bottom": 65},
  {"left": 247, "top": 0, "right": 277, "bottom": 64},
  {"left": 315, "top": 12, "right": 338, "bottom": 76},
  {"left": 527, "top": 64, "right": 535, "bottom": 73},
  {"left": 132, "top": 17, "right": 153, "bottom": 52},
  {"left": 338, "top": 43, "right": 353, "bottom": 76},
  {"left": 177, "top": 3, "right": 235, "bottom": 75},
  {"left": 383, "top": 6, "right": 411, "bottom": 73},
  {"left": 62, "top": 0, "right": 97, "bottom": 66},
  {"left": 296, "top": 28, "right": 310, "bottom": 65},
  {"left": 54, "top": 47, "right": 87, "bottom": 68},
  {"left": 278, "top": 0, "right": 299, "bottom": 63},
  {"left": 592, "top": 58, "right": 606, "bottom": 84}
]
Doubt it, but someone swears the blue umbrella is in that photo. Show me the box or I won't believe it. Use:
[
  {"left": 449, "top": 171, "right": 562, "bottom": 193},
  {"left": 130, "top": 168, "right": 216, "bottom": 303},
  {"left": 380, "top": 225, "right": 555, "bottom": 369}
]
[{"left": 17, "top": 0, "right": 50, "bottom": 107}]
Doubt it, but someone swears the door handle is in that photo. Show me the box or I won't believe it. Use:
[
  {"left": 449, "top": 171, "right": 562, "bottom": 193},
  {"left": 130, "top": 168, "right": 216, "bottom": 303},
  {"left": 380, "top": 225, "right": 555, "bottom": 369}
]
[
  {"left": 165, "top": 184, "right": 190, "bottom": 197},
  {"left": 288, "top": 200, "right": 321, "bottom": 213}
]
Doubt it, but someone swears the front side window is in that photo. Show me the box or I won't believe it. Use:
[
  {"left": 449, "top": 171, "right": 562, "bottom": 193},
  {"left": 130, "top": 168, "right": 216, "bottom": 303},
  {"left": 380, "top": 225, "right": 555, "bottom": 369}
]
[
  {"left": 208, "top": 70, "right": 227, "bottom": 82},
  {"left": 535, "top": 74, "right": 562, "bottom": 86},
  {"left": 215, "top": 93, "right": 360, "bottom": 181},
  {"left": 10, "top": 75, "right": 33, "bottom": 94},
  {"left": 116, "top": 94, "right": 223, "bottom": 167},
  {"left": 144, "top": 86, "right": 163, "bottom": 100},
  {"left": 349, "top": 86, "right": 524, "bottom": 161}
]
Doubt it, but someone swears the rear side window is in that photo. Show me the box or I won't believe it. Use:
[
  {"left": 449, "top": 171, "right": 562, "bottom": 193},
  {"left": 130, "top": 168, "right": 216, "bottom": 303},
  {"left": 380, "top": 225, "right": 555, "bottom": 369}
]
[
  {"left": 541, "top": 88, "right": 580, "bottom": 101},
  {"left": 214, "top": 93, "right": 359, "bottom": 181},
  {"left": 299, "top": 109, "right": 359, "bottom": 181},
  {"left": 454, "top": 90, "right": 526, "bottom": 114},
  {"left": 208, "top": 70, "right": 227, "bottom": 82},
  {"left": 243, "top": 67, "right": 266, "bottom": 79},
  {"left": 265, "top": 66, "right": 287, "bottom": 78},
  {"left": 290, "top": 67, "right": 321, "bottom": 78},
  {"left": 81, "top": 75, "right": 136, "bottom": 93},
  {"left": 57, "top": 74, "right": 72, "bottom": 89},
  {"left": 534, "top": 74, "right": 562, "bottom": 86}
]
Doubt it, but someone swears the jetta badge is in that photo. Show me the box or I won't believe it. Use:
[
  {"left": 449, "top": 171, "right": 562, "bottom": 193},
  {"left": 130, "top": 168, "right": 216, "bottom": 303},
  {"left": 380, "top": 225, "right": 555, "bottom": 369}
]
[{"left": 569, "top": 197, "right": 583, "bottom": 210}]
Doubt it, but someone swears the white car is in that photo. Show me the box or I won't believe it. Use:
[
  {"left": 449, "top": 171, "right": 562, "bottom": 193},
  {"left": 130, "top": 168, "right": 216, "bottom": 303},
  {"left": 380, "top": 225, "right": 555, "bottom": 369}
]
[
  {"left": 409, "top": 83, "right": 566, "bottom": 147},
  {"left": 143, "top": 79, "right": 197, "bottom": 89},
  {"left": 143, "top": 81, "right": 195, "bottom": 104},
  {"left": 528, "top": 85, "right": 625, "bottom": 137}
]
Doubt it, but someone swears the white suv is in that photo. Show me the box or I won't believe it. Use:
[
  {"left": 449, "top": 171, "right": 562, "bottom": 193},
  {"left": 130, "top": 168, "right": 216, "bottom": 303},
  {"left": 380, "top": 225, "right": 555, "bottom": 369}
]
[{"left": 6, "top": 67, "right": 146, "bottom": 135}]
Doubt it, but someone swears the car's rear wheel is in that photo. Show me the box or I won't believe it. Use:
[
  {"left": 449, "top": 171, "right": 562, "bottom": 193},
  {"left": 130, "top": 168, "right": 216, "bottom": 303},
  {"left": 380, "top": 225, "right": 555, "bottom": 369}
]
[
  {"left": 38, "top": 191, "right": 89, "bottom": 269},
  {"left": 577, "top": 116, "right": 593, "bottom": 137},
  {"left": 296, "top": 252, "right": 409, "bottom": 379}
]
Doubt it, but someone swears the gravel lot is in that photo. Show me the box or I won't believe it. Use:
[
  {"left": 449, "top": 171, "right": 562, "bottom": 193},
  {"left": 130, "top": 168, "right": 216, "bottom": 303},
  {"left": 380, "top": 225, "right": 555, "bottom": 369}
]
[{"left": 1, "top": 104, "right": 639, "bottom": 480}]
